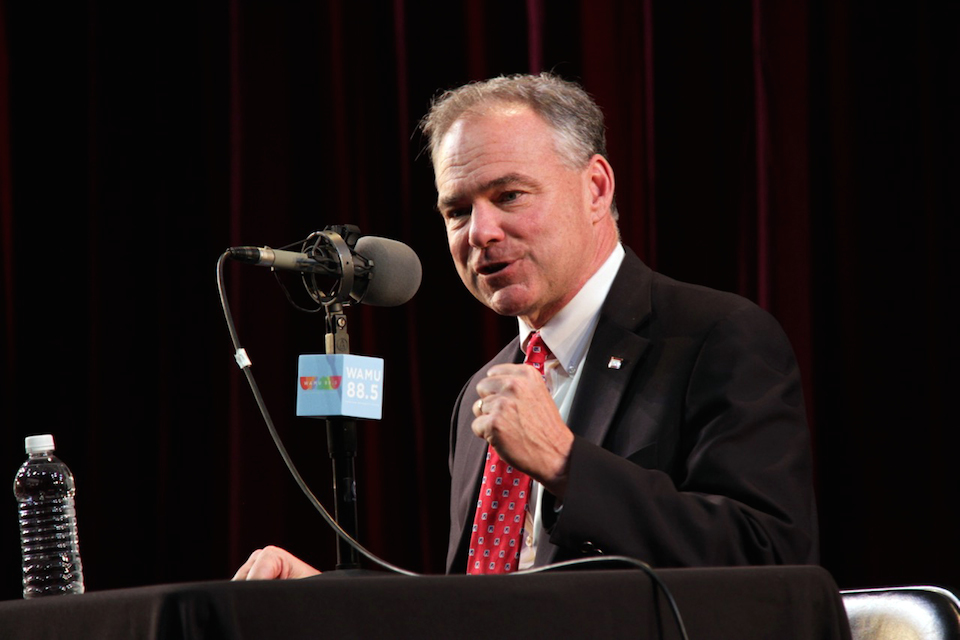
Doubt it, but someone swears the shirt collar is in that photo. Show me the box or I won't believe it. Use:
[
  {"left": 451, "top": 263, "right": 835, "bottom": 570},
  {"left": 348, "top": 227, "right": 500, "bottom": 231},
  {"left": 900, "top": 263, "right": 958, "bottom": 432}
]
[{"left": 518, "top": 244, "right": 625, "bottom": 373}]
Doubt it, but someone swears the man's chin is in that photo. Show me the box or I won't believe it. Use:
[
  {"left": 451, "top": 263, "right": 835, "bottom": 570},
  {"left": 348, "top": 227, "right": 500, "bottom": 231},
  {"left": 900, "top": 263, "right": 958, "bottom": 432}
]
[{"left": 482, "top": 288, "right": 533, "bottom": 318}]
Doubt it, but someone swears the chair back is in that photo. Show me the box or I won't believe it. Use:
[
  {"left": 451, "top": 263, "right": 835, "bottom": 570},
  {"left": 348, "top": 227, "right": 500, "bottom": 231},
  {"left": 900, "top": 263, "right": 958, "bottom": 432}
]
[{"left": 841, "top": 586, "right": 960, "bottom": 640}]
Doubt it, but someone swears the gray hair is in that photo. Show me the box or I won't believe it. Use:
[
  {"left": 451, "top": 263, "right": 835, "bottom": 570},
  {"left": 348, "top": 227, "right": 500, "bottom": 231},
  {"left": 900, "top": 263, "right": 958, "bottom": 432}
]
[{"left": 420, "top": 72, "right": 610, "bottom": 171}]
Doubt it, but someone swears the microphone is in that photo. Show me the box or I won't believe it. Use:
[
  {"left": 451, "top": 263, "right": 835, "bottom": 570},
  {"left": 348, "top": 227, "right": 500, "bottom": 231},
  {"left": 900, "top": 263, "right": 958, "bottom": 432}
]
[
  {"left": 227, "top": 234, "right": 422, "bottom": 307},
  {"left": 226, "top": 246, "right": 328, "bottom": 273}
]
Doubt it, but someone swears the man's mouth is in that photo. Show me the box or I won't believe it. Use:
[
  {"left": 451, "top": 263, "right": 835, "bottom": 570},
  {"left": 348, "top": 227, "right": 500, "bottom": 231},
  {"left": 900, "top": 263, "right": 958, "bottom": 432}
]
[{"left": 477, "top": 261, "right": 510, "bottom": 276}]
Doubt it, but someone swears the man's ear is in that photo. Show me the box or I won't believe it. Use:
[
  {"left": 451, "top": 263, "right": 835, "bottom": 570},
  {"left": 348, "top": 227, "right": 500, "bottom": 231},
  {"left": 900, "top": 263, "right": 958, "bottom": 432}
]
[{"left": 585, "top": 154, "right": 616, "bottom": 221}]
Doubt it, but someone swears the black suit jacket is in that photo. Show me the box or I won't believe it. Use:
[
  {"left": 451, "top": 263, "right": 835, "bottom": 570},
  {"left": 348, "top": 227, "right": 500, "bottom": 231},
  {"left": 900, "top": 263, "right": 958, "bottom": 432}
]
[{"left": 447, "top": 249, "right": 819, "bottom": 572}]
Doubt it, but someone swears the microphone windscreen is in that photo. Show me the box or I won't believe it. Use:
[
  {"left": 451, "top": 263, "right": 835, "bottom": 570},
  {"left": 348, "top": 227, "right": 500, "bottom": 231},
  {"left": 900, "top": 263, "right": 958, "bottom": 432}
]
[{"left": 355, "top": 236, "right": 422, "bottom": 306}]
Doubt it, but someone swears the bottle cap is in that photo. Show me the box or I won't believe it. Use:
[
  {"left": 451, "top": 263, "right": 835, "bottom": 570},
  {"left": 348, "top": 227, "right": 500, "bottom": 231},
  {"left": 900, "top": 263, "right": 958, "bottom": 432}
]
[{"left": 24, "top": 434, "right": 55, "bottom": 454}]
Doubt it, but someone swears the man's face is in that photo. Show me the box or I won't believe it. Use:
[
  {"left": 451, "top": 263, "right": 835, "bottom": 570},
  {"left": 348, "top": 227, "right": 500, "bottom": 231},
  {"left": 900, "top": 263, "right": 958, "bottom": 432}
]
[{"left": 434, "top": 105, "right": 599, "bottom": 328}]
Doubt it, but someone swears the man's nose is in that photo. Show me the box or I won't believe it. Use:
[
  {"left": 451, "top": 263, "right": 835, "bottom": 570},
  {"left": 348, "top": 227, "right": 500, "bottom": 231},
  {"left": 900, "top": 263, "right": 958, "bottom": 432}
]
[{"left": 468, "top": 202, "right": 506, "bottom": 248}]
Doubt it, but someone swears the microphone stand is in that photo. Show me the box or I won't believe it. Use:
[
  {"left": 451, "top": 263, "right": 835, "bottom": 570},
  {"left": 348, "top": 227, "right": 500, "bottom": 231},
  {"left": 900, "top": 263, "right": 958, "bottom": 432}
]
[{"left": 324, "top": 301, "right": 361, "bottom": 570}]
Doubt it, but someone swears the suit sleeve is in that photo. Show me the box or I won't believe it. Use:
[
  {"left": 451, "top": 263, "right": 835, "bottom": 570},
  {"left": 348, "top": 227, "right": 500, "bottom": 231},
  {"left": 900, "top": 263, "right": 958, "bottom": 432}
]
[{"left": 545, "top": 304, "right": 819, "bottom": 567}]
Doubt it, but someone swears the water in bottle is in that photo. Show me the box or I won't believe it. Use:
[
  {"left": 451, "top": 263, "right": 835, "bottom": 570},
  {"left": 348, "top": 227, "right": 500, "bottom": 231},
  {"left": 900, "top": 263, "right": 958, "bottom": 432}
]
[{"left": 13, "top": 434, "right": 85, "bottom": 598}]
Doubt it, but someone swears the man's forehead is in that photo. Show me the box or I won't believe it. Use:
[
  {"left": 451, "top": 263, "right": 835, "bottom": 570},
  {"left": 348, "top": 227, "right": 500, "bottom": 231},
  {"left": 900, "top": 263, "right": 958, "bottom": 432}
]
[
  {"left": 433, "top": 107, "right": 555, "bottom": 192},
  {"left": 435, "top": 104, "right": 546, "bottom": 160},
  {"left": 438, "top": 116, "right": 515, "bottom": 160}
]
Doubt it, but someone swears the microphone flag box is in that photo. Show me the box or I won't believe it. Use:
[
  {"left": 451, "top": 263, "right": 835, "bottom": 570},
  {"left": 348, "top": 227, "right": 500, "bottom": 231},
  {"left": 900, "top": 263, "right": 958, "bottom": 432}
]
[{"left": 297, "top": 354, "right": 384, "bottom": 420}]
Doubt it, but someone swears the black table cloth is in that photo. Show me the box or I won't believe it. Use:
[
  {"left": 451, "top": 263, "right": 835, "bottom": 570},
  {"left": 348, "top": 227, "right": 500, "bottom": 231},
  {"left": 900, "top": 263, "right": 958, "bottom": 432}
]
[{"left": 0, "top": 565, "right": 852, "bottom": 639}]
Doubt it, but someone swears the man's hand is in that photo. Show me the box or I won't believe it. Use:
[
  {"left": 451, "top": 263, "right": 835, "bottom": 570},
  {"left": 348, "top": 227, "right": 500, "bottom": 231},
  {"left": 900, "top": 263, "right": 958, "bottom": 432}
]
[
  {"left": 232, "top": 545, "right": 321, "bottom": 581},
  {"left": 471, "top": 363, "right": 574, "bottom": 495}
]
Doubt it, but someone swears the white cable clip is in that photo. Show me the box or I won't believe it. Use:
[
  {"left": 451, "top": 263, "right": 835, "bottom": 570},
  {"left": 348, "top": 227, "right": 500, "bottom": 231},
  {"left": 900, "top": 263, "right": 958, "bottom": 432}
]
[{"left": 234, "top": 348, "right": 252, "bottom": 369}]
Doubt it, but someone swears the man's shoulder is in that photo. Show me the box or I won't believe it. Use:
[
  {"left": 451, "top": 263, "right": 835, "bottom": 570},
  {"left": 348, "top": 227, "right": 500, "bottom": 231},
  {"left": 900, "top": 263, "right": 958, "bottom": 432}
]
[
  {"left": 651, "top": 270, "right": 758, "bottom": 316},
  {"left": 612, "top": 250, "right": 783, "bottom": 341}
]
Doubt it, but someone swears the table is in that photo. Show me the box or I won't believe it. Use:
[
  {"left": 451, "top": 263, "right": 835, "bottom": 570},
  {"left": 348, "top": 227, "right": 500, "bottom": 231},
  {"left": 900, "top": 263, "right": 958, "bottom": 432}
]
[{"left": 0, "top": 565, "right": 852, "bottom": 639}]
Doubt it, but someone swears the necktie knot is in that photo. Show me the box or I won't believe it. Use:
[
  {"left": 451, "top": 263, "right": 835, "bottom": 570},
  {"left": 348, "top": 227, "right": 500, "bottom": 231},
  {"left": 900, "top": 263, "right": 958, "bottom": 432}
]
[{"left": 524, "top": 332, "right": 551, "bottom": 376}]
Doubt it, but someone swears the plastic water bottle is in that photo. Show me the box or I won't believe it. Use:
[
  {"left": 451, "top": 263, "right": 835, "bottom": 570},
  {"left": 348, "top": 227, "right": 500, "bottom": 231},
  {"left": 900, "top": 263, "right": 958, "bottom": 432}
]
[{"left": 13, "top": 434, "right": 85, "bottom": 598}]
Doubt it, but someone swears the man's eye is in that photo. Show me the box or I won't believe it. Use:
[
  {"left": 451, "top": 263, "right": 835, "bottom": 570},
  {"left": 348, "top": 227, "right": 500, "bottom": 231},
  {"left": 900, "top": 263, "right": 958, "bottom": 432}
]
[
  {"left": 498, "top": 191, "right": 522, "bottom": 204},
  {"left": 445, "top": 207, "right": 471, "bottom": 219}
]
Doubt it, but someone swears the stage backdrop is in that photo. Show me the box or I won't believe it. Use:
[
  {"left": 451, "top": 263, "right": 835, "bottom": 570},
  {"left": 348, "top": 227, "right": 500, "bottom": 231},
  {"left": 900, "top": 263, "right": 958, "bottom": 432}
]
[{"left": 1, "top": 0, "right": 956, "bottom": 600}]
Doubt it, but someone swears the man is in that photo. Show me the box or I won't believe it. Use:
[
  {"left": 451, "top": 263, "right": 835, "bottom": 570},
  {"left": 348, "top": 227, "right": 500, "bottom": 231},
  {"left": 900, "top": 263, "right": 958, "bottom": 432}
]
[{"left": 233, "top": 73, "right": 818, "bottom": 580}]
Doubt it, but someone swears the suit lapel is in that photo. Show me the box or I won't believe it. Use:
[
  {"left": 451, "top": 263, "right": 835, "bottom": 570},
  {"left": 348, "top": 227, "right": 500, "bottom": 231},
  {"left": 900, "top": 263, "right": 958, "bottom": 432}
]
[
  {"left": 566, "top": 249, "right": 653, "bottom": 448},
  {"left": 566, "top": 319, "right": 649, "bottom": 445}
]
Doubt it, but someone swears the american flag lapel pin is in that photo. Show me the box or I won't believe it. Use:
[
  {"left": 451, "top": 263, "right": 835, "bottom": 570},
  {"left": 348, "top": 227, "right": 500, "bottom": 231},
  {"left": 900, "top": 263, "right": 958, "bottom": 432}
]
[{"left": 607, "top": 356, "right": 623, "bottom": 370}]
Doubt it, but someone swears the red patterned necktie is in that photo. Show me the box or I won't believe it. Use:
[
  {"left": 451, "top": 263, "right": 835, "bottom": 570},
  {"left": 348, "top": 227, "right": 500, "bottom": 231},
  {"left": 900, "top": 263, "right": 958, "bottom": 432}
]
[{"left": 466, "top": 332, "right": 550, "bottom": 574}]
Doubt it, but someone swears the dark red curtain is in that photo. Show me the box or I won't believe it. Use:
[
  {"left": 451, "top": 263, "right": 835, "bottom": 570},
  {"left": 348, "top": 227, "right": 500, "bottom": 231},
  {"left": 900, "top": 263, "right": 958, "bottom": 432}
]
[{"left": 1, "top": 0, "right": 956, "bottom": 600}]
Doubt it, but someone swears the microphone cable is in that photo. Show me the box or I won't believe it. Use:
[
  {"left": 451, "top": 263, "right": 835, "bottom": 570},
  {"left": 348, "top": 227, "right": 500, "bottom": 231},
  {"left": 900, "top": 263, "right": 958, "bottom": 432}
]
[{"left": 218, "top": 251, "right": 690, "bottom": 639}]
